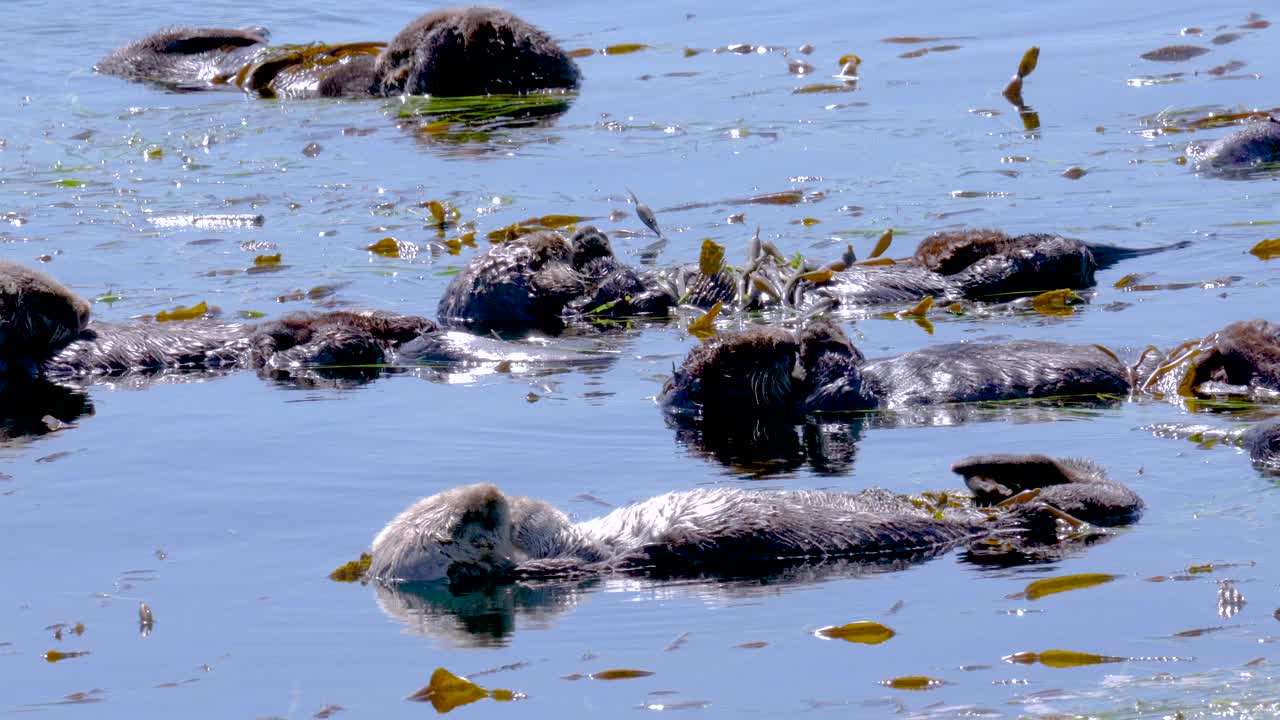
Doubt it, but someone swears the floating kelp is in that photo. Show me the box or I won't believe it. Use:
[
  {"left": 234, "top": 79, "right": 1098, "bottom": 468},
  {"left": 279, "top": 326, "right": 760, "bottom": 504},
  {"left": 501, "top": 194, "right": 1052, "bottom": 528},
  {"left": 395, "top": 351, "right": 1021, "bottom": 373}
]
[
  {"left": 590, "top": 669, "right": 655, "bottom": 680},
  {"left": 699, "top": 239, "right": 726, "bottom": 277},
  {"left": 881, "top": 35, "right": 975, "bottom": 44},
  {"left": 329, "top": 553, "right": 372, "bottom": 582},
  {"left": 1250, "top": 238, "right": 1280, "bottom": 259},
  {"left": 868, "top": 229, "right": 893, "bottom": 259},
  {"left": 880, "top": 676, "right": 947, "bottom": 690},
  {"left": 687, "top": 302, "right": 723, "bottom": 340},
  {"left": 406, "top": 668, "right": 521, "bottom": 712},
  {"left": 1031, "top": 289, "right": 1084, "bottom": 317},
  {"left": 44, "top": 650, "right": 90, "bottom": 663},
  {"left": 1016, "top": 572, "right": 1119, "bottom": 600},
  {"left": 1004, "top": 650, "right": 1127, "bottom": 668},
  {"left": 814, "top": 621, "right": 896, "bottom": 645},
  {"left": 397, "top": 92, "right": 573, "bottom": 125},
  {"left": 155, "top": 301, "right": 208, "bottom": 323},
  {"left": 1002, "top": 46, "right": 1039, "bottom": 117},
  {"left": 1140, "top": 45, "right": 1209, "bottom": 62},
  {"left": 367, "top": 237, "right": 418, "bottom": 259}
]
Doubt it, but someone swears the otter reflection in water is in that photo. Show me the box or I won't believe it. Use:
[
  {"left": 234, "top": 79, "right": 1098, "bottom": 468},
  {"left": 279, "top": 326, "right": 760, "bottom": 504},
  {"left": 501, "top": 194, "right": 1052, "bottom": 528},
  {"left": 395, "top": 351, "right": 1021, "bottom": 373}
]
[
  {"left": 438, "top": 225, "right": 1186, "bottom": 334},
  {"left": 368, "top": 454, "right": 1142, "bottom": 586},
  {"left": 96, "top": 7, "right": 580, "bottom": 99}
]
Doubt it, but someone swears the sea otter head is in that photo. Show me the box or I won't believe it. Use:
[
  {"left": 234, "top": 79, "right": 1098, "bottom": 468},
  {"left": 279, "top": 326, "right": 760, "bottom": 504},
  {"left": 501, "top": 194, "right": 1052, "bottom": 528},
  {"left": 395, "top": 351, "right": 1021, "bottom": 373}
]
[
  {"left": 0, "top": 262, "right": 91, "bottom": 378},
  {"left": 1181, "top": 319, "right": 1280, "bottom": 397},
  {"left": 659, "top": 326, "right": 799, "bottom": 419},
  {"left": 437, "top": 230, "right": 585, "bottom": 333},
  {"left": 371, "top": 7, "right": 581, "bottom": 97},
  {"left": 370, "top": 484, "right": 520, "bottom": 585},
  {"left": 795, "top": 319, "right": 877, "bottom": 412}
]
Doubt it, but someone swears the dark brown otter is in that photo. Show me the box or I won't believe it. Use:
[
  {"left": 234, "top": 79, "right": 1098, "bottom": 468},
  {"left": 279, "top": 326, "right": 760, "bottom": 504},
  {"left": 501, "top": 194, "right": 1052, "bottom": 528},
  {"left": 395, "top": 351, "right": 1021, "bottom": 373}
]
[
  {"left": 372, "top": 7, "right": 581, "bottom": 97},
  {"left": 438, "top": 226, "right": 1184, "bottom": 334},
  {"left": 1135, "top": 319, "right": 1280, "bottom": 401},
  {"left": 659, "top": 320, "right": 1130, "bottom": 420},
  {"left": 0, "top": 260, "right": 620, "bottom": 393},
  {"left": 799, "top": 230, "right": 1187, "bottom": 309},
  {"left": 96, "top": 7, "right": 580, "bottom": 99},
  {"left": 0, "top": 261, "right": 91, "bottom": 379},
  {"left": 368, "top": 453, "right": 1143, "bottom": 585},
  {"left": 662, "top": 318, "right": 1280, "bottom": 422},
  {"left": 1188, "top": 117, "right": 1280, "bottom": 174}
]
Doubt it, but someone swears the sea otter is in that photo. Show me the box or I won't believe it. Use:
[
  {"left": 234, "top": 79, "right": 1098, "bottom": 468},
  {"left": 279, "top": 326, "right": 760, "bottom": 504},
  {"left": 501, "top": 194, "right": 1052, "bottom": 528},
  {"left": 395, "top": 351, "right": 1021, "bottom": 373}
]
[
  {"left": 0, "top": 262, "right": 91, "bottom": 379},
  {"left": 0, "top": 260, "right": 611, "bottom": 390},
  {"left": 1243, "top": 419, "right": 1280, "bottom": 470},
  {"left": 660, "top": 318, "right": 1280, "bottom": 421},
  {"left": 1187, "top": 116, "right": 1280, "bottom": 174},
  {"left": 367, "top": 453, "right": 1143, "bottom": 585},
  {"left": 659, "top": 320, "right": 1130, "bottom": 420},
  {"left": 438, "top": 226, "right": 1186, "bottom": 334},
  {"left": 96, "top": 7, "right": 581, "bottom": 99}
]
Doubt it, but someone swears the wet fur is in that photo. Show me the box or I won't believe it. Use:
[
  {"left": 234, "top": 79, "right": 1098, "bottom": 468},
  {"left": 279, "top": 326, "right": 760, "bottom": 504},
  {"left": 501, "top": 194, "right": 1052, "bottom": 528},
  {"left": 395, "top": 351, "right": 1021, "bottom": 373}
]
[
  {"left": 0, "top": 262, "right": 91, "bottom": 378},
  {"left": 660, "top": 321, "right": 1130, "bottom": 418},
  {"left": 369, "top": 455, "right": 1142, "bottom": 584},
  {"left": 98, "top": 8, "right": 579, "bottom": 98},
  {"left": 372, "top": 7, "right": 580, "bottom": 96}
]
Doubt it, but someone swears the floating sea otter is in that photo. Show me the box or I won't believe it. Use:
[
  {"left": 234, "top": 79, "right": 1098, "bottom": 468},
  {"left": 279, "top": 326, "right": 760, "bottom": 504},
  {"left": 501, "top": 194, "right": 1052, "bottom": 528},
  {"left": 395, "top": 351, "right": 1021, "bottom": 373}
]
[
  {"left": 0, "top": 260, "right": 610, "bottom": 393},
  {"left": 367, "top": 453, "right": 1143, "bottom": 585},
  {"left": 438, "top": 225, "right": 1187, "bottom": 334},
  {"left": 95, "top": 7, "right": 581, "bottom": 98},
  {"left": 659, "top": 318, "right": 1280, "bottom": 420},
  {"left": 1187, "top": 116, "right": 1280, "bottom": 175}
]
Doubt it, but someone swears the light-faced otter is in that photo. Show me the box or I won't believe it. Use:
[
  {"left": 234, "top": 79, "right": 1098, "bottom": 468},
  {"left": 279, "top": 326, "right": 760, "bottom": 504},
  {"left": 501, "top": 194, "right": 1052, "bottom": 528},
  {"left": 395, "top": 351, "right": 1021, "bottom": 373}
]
[
  {"left": 1187, "top": 117, "right": 1280, "bottom": 174},
  {"left": 367, "top": 453, "right": 1143, "bottom": 585},
  {"left": 659, "top": 320, "right": 1130, "bottom": 420},
  {"left": 96, "top": 7, "right": 580, "bottom": 99}
]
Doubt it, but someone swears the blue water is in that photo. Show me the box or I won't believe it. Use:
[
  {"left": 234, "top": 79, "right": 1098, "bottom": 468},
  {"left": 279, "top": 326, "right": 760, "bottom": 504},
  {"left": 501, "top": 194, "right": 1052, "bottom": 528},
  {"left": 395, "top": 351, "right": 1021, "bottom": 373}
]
[{"left": 2, "top": 1, "right": 1279, "bottom": 717}]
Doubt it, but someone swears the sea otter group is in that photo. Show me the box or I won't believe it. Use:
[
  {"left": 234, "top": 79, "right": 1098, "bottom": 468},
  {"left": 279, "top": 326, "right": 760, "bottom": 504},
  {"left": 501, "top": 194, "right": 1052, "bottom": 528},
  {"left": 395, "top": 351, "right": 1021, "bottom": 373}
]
[{"left": 3, "top": 8, "right": 1277, "bottom": 590}]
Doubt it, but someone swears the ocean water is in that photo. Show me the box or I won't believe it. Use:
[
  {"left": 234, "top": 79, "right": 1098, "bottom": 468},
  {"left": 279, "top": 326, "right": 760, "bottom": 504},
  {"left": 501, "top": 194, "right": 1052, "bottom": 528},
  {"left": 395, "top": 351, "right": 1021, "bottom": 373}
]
[{"left": 2, "top": 1, "right": 1279, "bottom": 717}]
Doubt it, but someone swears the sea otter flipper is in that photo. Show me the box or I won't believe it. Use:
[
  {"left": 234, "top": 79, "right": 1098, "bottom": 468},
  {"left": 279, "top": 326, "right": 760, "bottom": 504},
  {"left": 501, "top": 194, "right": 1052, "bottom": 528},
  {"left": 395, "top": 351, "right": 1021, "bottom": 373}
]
[
  {"left": 952, "top": 454, "right": 1143, "bottom": 527},
  {"left": 96, "top": 26, "right": 269, "bottom": 87}
]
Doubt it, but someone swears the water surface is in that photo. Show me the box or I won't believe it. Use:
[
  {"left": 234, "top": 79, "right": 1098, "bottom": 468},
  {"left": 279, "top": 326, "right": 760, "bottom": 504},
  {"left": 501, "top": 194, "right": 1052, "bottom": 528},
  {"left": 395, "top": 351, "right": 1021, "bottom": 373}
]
[{"left": 3, "top": 0, "right": 1279, "bottom": 717}]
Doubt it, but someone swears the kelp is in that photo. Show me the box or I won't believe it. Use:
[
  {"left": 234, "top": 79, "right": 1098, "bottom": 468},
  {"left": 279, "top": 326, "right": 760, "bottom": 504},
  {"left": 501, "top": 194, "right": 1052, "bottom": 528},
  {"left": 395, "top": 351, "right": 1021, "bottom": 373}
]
[
  {"left": 1017, "top": 572, "right": 1119, "bottom": 600},
  {"left": 406, "top": 668, "right": 520, "bottom": 712},
  {"left": 155, "top": 301, "right": 208, "bottom": 323},
  {"left": 329, "top": 553, "right": 372, "bottom": 582},
  {"left": 814, "top": 621, "right": 896, "bottom": 645},
  {"left": 397, "top": 93, "right": 573, "bottom": 126}
]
